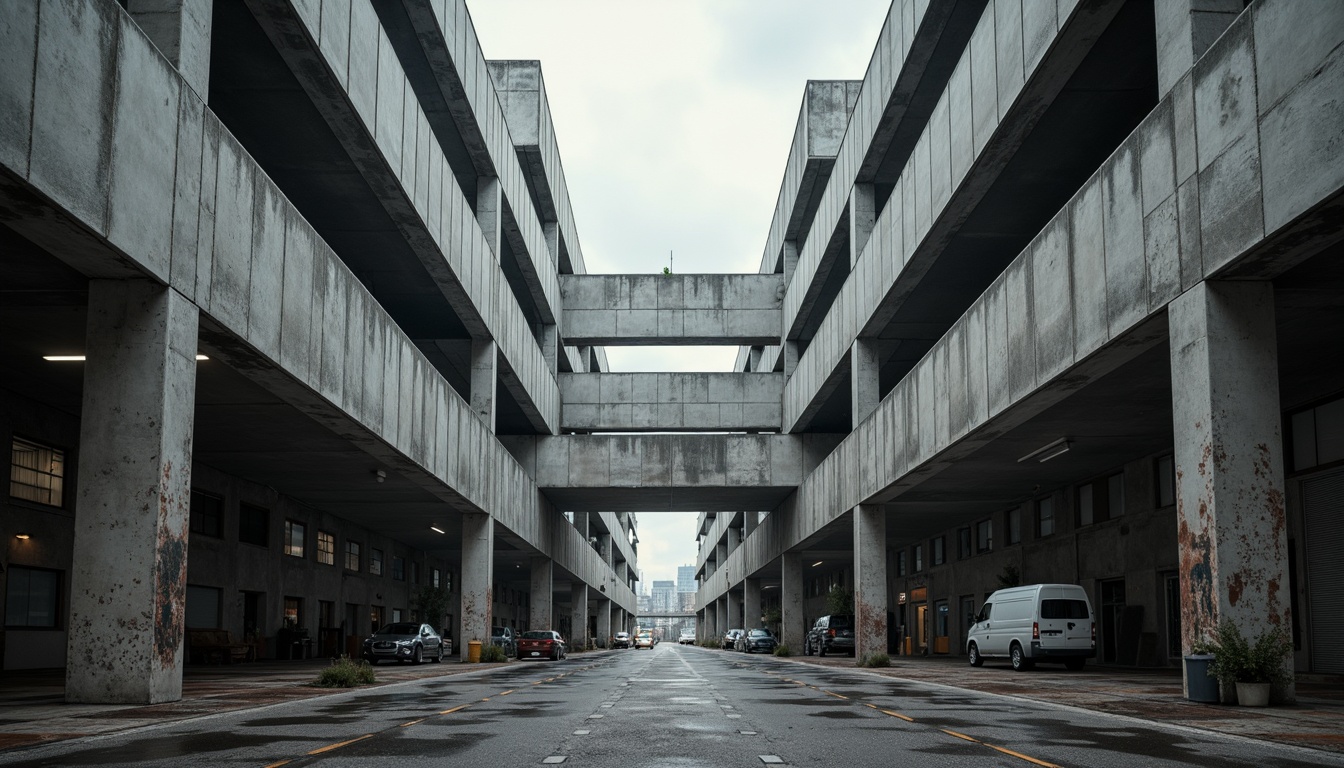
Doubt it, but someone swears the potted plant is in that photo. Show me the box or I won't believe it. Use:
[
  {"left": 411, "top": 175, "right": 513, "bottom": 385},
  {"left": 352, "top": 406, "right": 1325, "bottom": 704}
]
[{"left": 1204, "top": 621, "right": 1293, "bottom": 706}]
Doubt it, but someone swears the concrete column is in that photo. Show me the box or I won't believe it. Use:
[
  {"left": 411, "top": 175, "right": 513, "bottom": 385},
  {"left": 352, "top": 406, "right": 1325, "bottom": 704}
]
[
  {"left": 470, "top": 339, "right": 497, "bottom": 430},
  {"left": 573, "top": 511, "right": 589, "bottom": 539},
  {"left": 598, "top": 532, "right": 613, "bottom": 567},
  {"left": 1170, "top": 281, "right": 1292, "bottom": 699},
  {"left": 530, "top": 555, "right": 552, "bottom": 630},
  {"left": 749, "top": 347, "right": 763, "bottom": 372},
  {"left": 781, "top": 551, "right": 804, "bottom": 652},
  {"left": 66, "top": 281, "right": 199, "bottom": 704},
  {"left": 577, "top": 346, "right": 592, "bottom": 373},
  {"left": 852, "top": 339, "right": 881, "bottom": 427},
  {"left": 128, "top": 0, "right": 212, "bottom": 99},
  {"left": 782, "top": 340, "right": 800, "bottom": 377},
  {"left": 782, "top": 240, "right": 799, "bottom": 284},
  {"left": 476, "top": 175, "right": 503, "bottom": 260},
  {"left": 726, "top": 526, "right": 741, "bottom": 554},
  {"left": 597, "top": 599, "right": 612, "bottom": 647},
  {"left": 716, "top": 598, "right": 728, "bottom": 640},
  {"left": 1154, "top": 0, "right": 1242, "bottom": 97},
  {"left": 570, "top": 583, "right": 589, "bottom": 649},
  {"left": 460, "top": 512, "right": 493, "bottom": 660},
  {"left": 716, "top": 540, "right": 728, "bottom": 565},
  {"left": 726, "top": 590, "right": 741, "bottom": 631},
  {"left": 543, "top": 221, "right": 560, "bottom": 266},
  {"left": 854, "top": 504, "right": 889, "bottom": 662},
  {"left": 743, "top": 578, "right": 762, "bottom": 630},
  {"left": 849, "top": 183, "right": 876, "bottom": 267},
  {"left": 744, "top": 511, "right": 759, "bottom": 538},
  {"left": 536, "top": 323, "right": 559, "bottom": 378}
]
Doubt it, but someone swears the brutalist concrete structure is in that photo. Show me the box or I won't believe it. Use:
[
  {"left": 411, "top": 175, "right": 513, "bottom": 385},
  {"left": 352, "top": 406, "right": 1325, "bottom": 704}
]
[{"left": 0, "top": 0, "right": 1342, "bottom": 708}]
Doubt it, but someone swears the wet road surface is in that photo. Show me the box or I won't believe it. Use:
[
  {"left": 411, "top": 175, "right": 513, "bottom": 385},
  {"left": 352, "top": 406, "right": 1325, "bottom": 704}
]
[{"left": 0, "top": 644, "right": 1339, "bottom": 767}]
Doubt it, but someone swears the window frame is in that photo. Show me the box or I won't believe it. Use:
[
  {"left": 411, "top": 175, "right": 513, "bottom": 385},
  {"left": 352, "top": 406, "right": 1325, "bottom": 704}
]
[
  {"left": 9, "top": 437, "right": 66, "bottom": 508},
  {"left": 283, "top": 519, "right": 306, "bottom": 558},
  {"left": 975, "top": 519, "right": 993, "bottom": 554},
  {"left": 345, "top": 540, "right": 361, "bottom": 572},
  {"left": 370, "top": 548, "right": 384, "bottom": 576},
  {"left": 189, "top": 490, "right": 223, "bottom": 538},
  {"left": 4, "top": 565, "right": 62, "bottom": 629},
  {"left": 392, "top": 555, "right": 406, "bottom": 582},
  {"left": 1006, "top": 507, "right": 1021, "bottom": 546},
  {"left": 1036, "top": 497, "right": 1055, "bottom": 538},
  {"left": 931, "top": 536, "right": 945, "bottom": 566},
  {"left": 317, "top": 530, "right": 335, "bottom": 565}
]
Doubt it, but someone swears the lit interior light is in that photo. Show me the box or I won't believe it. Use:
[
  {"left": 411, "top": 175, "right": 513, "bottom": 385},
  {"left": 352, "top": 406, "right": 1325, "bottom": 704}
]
[
  {"left": 430, "top": 526, "right": 445, "bottom": 534},
  {"left": 14, "top": 533, "right": 31, "bottom": 540},
  {"left": 811, "top": 561, "right": 823, "bottom": 567},
  {"left": 45, "top": 354, "right": 210, "bottom": 361}
]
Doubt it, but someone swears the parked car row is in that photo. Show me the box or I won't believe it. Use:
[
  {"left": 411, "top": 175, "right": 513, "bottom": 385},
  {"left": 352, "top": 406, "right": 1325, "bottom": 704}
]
[{"left": 718, "top": 627, "right": 778, "bottom": 653}]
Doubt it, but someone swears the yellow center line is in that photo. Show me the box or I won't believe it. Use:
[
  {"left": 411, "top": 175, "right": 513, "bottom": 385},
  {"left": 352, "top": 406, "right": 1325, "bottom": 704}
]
[
  {"left": 263, "top": 761, "right": 291, "bottom": 768},
  {"left": 880, "top": 709, "right": 915, "bottom": 722},
  {"left": 307, "top": 734, "right": 374, "bottom": 755},
  {"left": 824, "top": 691, "right": 848, "bottom": 700},
  {"left": 985, "top": 744, "right": 1063, "bottom": 768},
  {"left": 499, "top": 689, "right": 515, "bottom": 696},
  {"left": 941, "top": 729, "right": 980, "bottom": 743},
  {"left": 480, "top": 697, "right": 491, "bottom": 702},
  {"left": 864, "top": 703, "right": 878, "bottom": 709},
  {"left": 399, "top": 718, "right": 425, "bottom": 728},
  {"left": 439, "top": 704, "right": 470, "bottom": 714}
]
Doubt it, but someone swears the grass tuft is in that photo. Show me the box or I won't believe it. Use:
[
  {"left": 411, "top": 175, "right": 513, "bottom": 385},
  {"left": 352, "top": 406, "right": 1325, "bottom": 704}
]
[{"left": 314, "top": 656, "right": 376, "bottom": 688}]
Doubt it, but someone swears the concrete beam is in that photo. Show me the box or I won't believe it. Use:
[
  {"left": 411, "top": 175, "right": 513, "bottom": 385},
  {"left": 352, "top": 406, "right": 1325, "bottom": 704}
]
[
  {"left": 559, "top": 373, "right": 784, "bottom": 432},
  {"left": 127, "top": 0, "right": 212, "bottom": 100},
  {"left": 561, "top": 274, "right": 784, "bottom": 346}
]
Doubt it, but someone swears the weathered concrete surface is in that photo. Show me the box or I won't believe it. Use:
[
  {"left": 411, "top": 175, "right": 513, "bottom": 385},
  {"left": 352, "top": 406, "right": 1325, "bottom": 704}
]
[
  {"left": 127, "top": 0, "right": 212, "bottom": 100},
  {"left": 853, "top": 504, "right": 888, "bottom": 662},
  {"left": 459, "top": 512, "right": 493, "bottom": 660},
  {"left": 67, "top": 281, "right": 199, "bottom": 704},
  {"left": 530, "top": 555, "right": 552, "bottom": 630},
  {"left": 560, "top": 372, "right": 783, "bottom": 432},
  {"left": 1154, "top": 0, "right": 1242, "bottom": 98},
  {"left": 570, "top": 582, "right": 589, "bottom": 649},
  {"left": 780, "top": 551, "right": 805, "bottom": 652},
  {"left": 561, "top": 274, "right": 784, "bottom": 346},
  {"left": 1169, "top": 281, "right": 1292, "bottom": 700}
]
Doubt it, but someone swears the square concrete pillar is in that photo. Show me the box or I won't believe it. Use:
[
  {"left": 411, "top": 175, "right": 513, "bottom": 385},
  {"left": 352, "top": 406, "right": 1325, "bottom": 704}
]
[
  {"left": 543, "top": 221, "right": 560, "bottom": 266},
  {"left": 128, "top": 0, "right": 212, "bottom": 100},
  {"left": 849, "top": 183, "right": 876, "bottom": 267},
  {"left": 726, "top": 590, "right": 741, "bottom": 631},
  {"left": 744, "top": 510, "right": 759, "bottom": 538},
  {"left": 1170, "top": 280, "right": 1292, "bottom": 700},
  {"left": 851, "top": 339, "right": 881, "bottom": 427},
  {"left": 716, "top": 598, "right": 728, "bottom": 641},
  {"left": 570, "top": 583, "right": 589, "bottom": 649},
  {"left": 459, "top": 512, "right": 493, "bottom": 660},
  {"left": 782, "top": 340, "right": 800, "bottom": 377},
  {"left": 743, "top": 578, "right": 762, "bottom": 630},
  {"left": 470, "top": 339, "right": 497, "bottom": 430},
  {"left": 66, "top": 280, "right": 199, "bottom": 704},
  {"left": 573, "top": 511, "right": 589, "bottom": 539},
  {"left": 854, "top": 504, "right": 889, "bottom": 662},
  {"left": 782, "top": 240, "right": 799, "bottom": 283},
  {"left": 726, "top": 526, "right": 741, "bottom": 554},
  {"left": 1154, "top": 0, "right": 1242, "bottom": 97},
  {"left": 597, "top": 599, "right": 611, "bottom": 647},
  {"left": 476, "top": 175, "right": 503, "bottom": 260},
  {"left": 536, "top": 323, "right": 559, "bottom": 378},
  {"left": 530, "top": 555, "right": 552, "bottom": 630},
  {"left": 781, "top": 551, "right": 804, "bottom": 652}
]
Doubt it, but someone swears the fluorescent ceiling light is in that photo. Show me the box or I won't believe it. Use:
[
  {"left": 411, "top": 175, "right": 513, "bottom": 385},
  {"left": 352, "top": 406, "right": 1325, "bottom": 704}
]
[
  {"left": 811, "top": 561, "right": 823, "bottom": 567},
  {"left": 44, "top": 355, "right": 209, "bottom": 361},
  {"left": 430, "top": 526, "right": 445, "bottom": 534},
  {"left": 1018, "top": 438, "right": 1071, "bottom": 464}
]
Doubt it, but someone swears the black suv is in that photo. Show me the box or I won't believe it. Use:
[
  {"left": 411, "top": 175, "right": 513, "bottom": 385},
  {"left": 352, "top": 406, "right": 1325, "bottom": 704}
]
[{"left": 804, "top": 614, "right": 855, "bottom": 657}]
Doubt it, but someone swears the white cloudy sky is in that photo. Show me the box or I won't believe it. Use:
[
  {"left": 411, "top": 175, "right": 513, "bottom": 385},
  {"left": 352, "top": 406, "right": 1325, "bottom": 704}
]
[{"left": 471, "top": 0, "right": 889, "bottom": 587}]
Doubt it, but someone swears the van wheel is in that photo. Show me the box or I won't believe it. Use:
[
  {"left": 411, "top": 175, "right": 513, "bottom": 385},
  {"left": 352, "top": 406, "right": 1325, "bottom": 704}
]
[
  {"left": 968, "top": 643, "right": 983, "bottom": 667},
  {"left": 1065, "top": 658, "right": 1085, "bottom": 671},
  {"left": 818, "top": 643, "right": 827, "bottom": 657},
  {"left": 1010, "top": 643, "right": 1033, "bottom": 671}
]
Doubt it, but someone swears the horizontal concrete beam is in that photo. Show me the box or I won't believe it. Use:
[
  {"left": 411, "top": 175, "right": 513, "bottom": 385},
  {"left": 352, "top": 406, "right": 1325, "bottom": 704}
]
[
  {"left": 560, "top": 373, "right": 783, "bottom": 432},
  {"left": 502, "top": 433, "right": 843, "bottom": 512},
  {"left": 561, "top": 274, "right": 783, "bottom": 346}
]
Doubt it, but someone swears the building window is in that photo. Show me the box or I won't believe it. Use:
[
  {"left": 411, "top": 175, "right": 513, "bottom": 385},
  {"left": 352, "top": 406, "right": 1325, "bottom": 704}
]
[
  {"left": 913, "top": 544, "right": 924, "bottom": 572},
  {"left": 931, "top": 537, "right": 945, "bottom": 566},
  {"left": 284, "top": 520, "right": 305, "bottom": 558},
  {"left": 284, "top": 596, "right": 303, "bottom": 628},
  {"left": 345, "top": 540, "right": 361, "bottom": 571},
  {"left": 392, "top": 556, "right": 406, "bottom": 581},
  {"left": 1036, "top": 497, "right": 1055, "bottom": 538},
  {"left": 10, "top": 438, "right": 65, "bottom": 507},
  {"left": 4, "top": 566, "right": 60, "bottom": 628},
  {"left": 1156, "top": 455, "right": 1176, "bottom": 508},
  {"left": 1006, "top": 507, "right": 1021, "bottom": 545},
  {"left": 1077, "top": 472, "right": 1125, "bottom": 526},
  {"left": 239, "top": 503, "right": 270, "bottom": 547},
  {"left": 958, "top": 528, "right": 972, "bottom": 559},
  {"left": 976, "top": 519, "right": 993, "bottom": 553},
  {"left": 189, "top": 491, "right": 222, "bottom": 538},
  {"left": 317, "top": 531, "right": 335, "bottom": 565},
  {"left": 432, "top": 568, "right": 441, "bottom": 588},
  {"left": 370, "top": 548, "right": 383, "bottom": 576}
]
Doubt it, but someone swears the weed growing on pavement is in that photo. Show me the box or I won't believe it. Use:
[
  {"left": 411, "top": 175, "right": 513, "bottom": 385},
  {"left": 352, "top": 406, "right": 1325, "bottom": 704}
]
[
  {"left": 314, "top": 656, "right": 376, "bottom": 688},
  {"left": 858, "top": 652, "right": 891, "bottom": 668},
  {"left": 479, "top": 643, "right": 509, "bottom": 663},
  {"left": 773, "top": 645, "right": 792, "bottom": 657}
]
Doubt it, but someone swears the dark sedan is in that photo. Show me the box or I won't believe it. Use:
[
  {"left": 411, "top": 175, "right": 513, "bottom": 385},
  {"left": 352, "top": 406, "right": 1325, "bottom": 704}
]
[
  {"left": 362, "top": 622, "right": 444, "bottom": 664},
  {"left": 735, "top": 628, "right": 778, "bottom": 654}
]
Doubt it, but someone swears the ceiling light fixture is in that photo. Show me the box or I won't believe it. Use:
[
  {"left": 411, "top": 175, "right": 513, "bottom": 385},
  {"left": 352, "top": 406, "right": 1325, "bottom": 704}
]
[
  {"left": 44, "top": 354, "right": 209, "bottom": 361},
  {"left": 1018, "top": 437, "right": 1071, "bottom": 464},
  {"left": 14, "top": 533, "right": 31, "bottom": 540},
  {"left": 430, "top": 526, "right": 445, "bottom": 534},
  {"left": 811, "top": 561, "right": 823, "bottom": 567}
]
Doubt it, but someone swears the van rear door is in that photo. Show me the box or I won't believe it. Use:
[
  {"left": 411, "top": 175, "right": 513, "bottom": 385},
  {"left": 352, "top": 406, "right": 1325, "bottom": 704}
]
[{"left": 1038, "top": 597, "right": 1092, "bottom": 650}]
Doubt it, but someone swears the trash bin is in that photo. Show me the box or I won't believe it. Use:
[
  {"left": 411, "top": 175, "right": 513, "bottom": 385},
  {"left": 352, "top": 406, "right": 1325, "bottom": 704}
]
[
  {"left": 467, "top": 640, "right": 482, "bottom": 663},
  {"left": 1184, "top": 654, "right": 1219, "bottom": 703}
]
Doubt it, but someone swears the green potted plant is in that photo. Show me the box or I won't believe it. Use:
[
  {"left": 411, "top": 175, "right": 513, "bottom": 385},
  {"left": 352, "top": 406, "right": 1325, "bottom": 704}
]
[{"left": 1204, "top": 621, "right": 1292, "bottom": 706}]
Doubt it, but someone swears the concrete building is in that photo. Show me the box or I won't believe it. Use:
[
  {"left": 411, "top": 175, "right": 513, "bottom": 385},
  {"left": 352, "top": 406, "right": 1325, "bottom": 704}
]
[
  {"left": 677, "top": 565, "right": 695, "bottom": 595},
  {"left": 651, "top": 580, "right": 676, "bottom": 614},
  {"left": 1, "top": 0, "right": 1341, "bottom": 710}
]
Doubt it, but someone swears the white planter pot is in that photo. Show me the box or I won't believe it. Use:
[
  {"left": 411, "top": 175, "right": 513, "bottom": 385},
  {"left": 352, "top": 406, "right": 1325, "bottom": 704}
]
[{"left": 1236, "top": 682, "right": 1271, "bottom": 707}]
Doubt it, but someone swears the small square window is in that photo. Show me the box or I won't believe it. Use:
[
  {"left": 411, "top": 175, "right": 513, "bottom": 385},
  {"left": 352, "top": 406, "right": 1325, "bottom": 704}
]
[
  {"left": 10, "top": 437, "right": 65, "bottom": 507},
  {"left": 345, "top": 540, "right": 361, "bottom": 571},
  {"left": 189, "top": 491, "right": 222, "bottom": 538},
  {"left": 284, "top": 520, "right": 306, "bottom": 558},
  {"left": 370, "top": 548, "right": 383, "bottom": 576},
  {"left": 317, "top": 531, "right": 335, "bottom": 565}
]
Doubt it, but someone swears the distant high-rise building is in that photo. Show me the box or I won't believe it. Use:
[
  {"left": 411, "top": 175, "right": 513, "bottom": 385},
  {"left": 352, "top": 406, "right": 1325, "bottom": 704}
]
[
  {"left": 677, "top": 565, "right": 695, "bottom": 594},
  {"left": 651, "top": 580, "right": 676, "bottom": 613}
]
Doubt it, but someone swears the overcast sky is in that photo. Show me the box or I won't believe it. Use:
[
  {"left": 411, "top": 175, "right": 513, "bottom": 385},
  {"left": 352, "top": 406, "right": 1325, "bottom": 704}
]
[{"left": 471, "top": 1, "right": 889, "bottom": 588}]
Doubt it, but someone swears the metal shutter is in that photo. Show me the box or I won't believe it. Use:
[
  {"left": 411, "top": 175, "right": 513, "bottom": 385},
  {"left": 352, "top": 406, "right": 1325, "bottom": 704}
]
[{"left": 1303, "top": 469, "right": 1344, "bottom": 674}]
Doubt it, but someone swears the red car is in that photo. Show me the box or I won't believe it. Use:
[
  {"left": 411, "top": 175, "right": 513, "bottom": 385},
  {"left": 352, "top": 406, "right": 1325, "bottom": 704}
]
[{"left": 517, "top": 630, "right": 567, "bottom": 660}]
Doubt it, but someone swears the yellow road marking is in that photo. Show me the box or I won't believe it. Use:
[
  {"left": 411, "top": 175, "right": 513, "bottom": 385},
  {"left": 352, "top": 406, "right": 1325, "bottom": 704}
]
[
  {"left": 880, "top": 709, "right": 914, "bottom": 722},
  {"left": 500, "top": 689, "right": 515, "bottom": 696},
  {"left": 941, "top": 729, "right": 979, "bottom": 743},
  {"left": 985, "top": 744, "right": 1063, "bottom": 768},
  {"left": 307, "top": 734, "right": 373, "bottom": 755},
  {"left": 400, "top": 718, "right": 425, "bottom": 728},
  {"left": 480, "top": 697, "right": 491, "bottom": 701},
  {"left": 262, "top": 762, "right": 291, "bottom": 768},
  {"left": 824, "top": 690, "right": 848, "bottom": 700},
  {"left": 439, "top": 704, "right": 469, "bottom": 714}
]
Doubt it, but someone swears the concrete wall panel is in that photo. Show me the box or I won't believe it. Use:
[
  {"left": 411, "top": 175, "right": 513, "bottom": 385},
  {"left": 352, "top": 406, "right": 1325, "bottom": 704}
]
[
  {"left": 1031, "top": 215, "right": 1073, "bottom": 383},
  {"left": 247, "top": 175, "right": 286, "bottom": 364},
  {"left": 169, "top": 89, "right": 205, "bottom": 298},
  {"left": 1101, "top": 143, "right": 1146, "bottom": 335},
  {"left": 0, "top": 0, "right": 37, "bottom": 178},
  {"left": 210, "top": 135, "right": 255, "bottom": 334}
]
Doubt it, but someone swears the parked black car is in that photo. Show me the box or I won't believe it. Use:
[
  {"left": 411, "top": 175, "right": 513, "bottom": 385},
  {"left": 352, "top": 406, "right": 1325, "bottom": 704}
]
[
  {"left": 735, "top": 628, "right": 777, "bottom": 654},
  {"left": 362, "top": 622, "right": 444, "bottom": 664},
  {"left": 804, "top": 614, "right": 855, "bottom": 656}
]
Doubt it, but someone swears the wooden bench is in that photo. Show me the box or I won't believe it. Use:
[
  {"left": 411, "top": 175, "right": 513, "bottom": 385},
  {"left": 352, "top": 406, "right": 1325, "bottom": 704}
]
[{"left": 186, "top": 629, "right": 251, "bottom": 664}]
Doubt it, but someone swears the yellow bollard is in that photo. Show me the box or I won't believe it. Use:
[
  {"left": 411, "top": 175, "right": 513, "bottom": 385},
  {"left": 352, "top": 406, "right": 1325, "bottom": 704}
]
[{"left": 467, "top": 640, "right": 482, "bottom": 663}]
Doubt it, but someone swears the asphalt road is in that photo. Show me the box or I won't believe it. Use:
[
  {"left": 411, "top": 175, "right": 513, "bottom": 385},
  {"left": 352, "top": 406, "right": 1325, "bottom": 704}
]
[{"left": 1, "top": 644, "right": 1338, "bottom": 767}]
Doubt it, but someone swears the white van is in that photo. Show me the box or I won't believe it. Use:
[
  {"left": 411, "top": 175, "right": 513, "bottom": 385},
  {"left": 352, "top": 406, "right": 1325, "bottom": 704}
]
[{"left": 966, "top": 584, "right": 1095, "bottom": 671}]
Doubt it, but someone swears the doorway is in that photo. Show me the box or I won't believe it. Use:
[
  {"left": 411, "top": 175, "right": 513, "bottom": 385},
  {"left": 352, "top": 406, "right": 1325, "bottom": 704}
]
[{"left": 1098, "top": 578, "right": 1126, "bottom": 664}]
